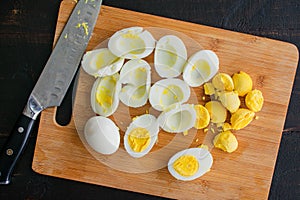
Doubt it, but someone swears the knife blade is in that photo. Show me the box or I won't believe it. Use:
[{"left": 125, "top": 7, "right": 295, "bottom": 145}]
[{"left": 0, "top": 0, "right": 102, "bottom": 184}]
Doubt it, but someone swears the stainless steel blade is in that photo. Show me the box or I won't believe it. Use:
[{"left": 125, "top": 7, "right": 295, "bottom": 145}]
[{"left": 24, "top": 0, "right": 102, "bottom": 119}]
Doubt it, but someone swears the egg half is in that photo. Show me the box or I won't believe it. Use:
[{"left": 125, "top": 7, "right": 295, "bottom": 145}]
[
  {"left": 90, "top": 73, "right": 121, "bottom": 117},
  {"left": 168, "top": 147, "right": 213, "bottom": 181},
  {"left": 157, "top": 103, "right": 196, "bottom": 133},
  {"left": 81, "top": 48, "right": 125, "bottom": 77},
  {"left": 108, "top": 27, "right": 155, "bottom": 59},
  {"left": 119, "top": 59, "right": 151, "bottom": 108},
  {"left": 149, "top": 78, "right": 190, "bottom": 111},
  {"left": 183, "top": 50, "right": 219, "bottom": 87},
  {"left": 124, "top": 114, "right": 159, "bottom": 158},
  {"left": 84, "top": 116, "right": 120, "bottom": 155},
  {"left": 154, "top": 35, "right": 187, "bottom": 78}
]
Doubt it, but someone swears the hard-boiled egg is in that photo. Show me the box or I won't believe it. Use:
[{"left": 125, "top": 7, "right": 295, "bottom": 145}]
[
  {"left": 154, "top": 35, "right": 187, "bottom": 78},
  {"left": 149, "top": 78, "right": 190, "bottom": 111},
  {"left": 81, "top": 48, "right": 125, "bottom": 77},
  {"left": 183, "top": 50, "right": 219, "bottom": 87},
  {"left": 119, "top": 59, "right": 151, "bottom": 107},
  {"left": 108, "top": 27, "right": 155, "bottom": 59},
  {"left": 157, "top": 103, "right": 196, "bottom": 133},
  {"left": 84, "top": 116, "right": 120, "bottom": 155},
  {"left": 124, "top": 114, "right": 159, "bottom": 158},
  {"left": 90, "top": 73, "right": 121, "bottom": 117},
  {"left": 168, "top": 147, "right": 213, "bottom": 181}
]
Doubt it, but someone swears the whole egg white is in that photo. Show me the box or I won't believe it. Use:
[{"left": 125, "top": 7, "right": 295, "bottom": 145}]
[
  {"left": 183, "top": 50, "right": 219, "bottom": 87},
  {"left": 84, "top": 116, "right": 120, "bottom": 155},
  {"left": 90, "top": 73, "right": 121, "bottom": 117},
  {"left": 154, "top": 35, "right": 187, "bottom": 78},
  {"left": 149, "top": 78, "right": 190, "bottom": 111},
  {"left": 124, "top": 114, "right": 159, "bottom": 158},
  {"left": 81, "top": 48, "right": 125, "bottom": 77},
  {"left": 119, "top": 59, "right": 151, "bottom": 108},
  {"left": 168, "top": 147, "right": 213, "bottom": 181},
  {"left": 108, "top": 27, "right": 155, "bottom": 59},
  {"left": 157, "top": 103, "right": 196, "bottom": 133}
]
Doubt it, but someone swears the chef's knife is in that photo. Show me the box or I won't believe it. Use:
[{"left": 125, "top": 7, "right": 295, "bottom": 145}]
[{"left": 0, "top": 0, "right": 102, "bottom": 184}]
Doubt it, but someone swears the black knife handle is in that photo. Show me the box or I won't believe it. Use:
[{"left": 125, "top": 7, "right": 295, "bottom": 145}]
[{"left": 0, "top": 114, "right": 36, "bottom": 184}]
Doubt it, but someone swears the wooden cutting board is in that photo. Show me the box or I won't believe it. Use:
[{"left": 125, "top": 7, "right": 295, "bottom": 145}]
[{"left": 32, "top": 0, "right": 299, "bottom": 199}]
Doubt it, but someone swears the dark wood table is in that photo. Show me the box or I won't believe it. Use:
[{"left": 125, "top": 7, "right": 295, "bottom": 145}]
[{"left": 0, "top": 0, "right": 299, "bottom": 199}]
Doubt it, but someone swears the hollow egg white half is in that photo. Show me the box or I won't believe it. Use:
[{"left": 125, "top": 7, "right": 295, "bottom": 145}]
[
  {"left": 168, "top": 147, "right": 213, "bottom": 181},
  {"left": 90, "top": 73, "right": 121, "bottom": 117},
  {"left": 183, "top": 50, "right": 219, "bottom": 87},
  {"left": 157, "top": 103, "right": 196, "bottom": 133},
  {"left": 84, "top": 116, "right": 120, "bottom": 155},
  {"left": 124, "top": 114, "right": 159, "bottom": 158},
  {"left": 119, "top": 59, "right": 151, "bottom": 108},
  {"left": 81, "top": 48, "right": 125, "bottom": 77},
  {"left": 149, "top": 78, "right": 190, "bottom": 111},
  {"left": 154, "top": 35, "right": 187, "bottom": 78},
  {"left": 108, "top": 27, "right": 155, "bottom": 59}
]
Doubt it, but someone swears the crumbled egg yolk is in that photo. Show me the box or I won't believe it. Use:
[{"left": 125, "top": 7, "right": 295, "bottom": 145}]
[
  {"left": 213, "top": 131, "right": 238, "bottom": 153},
  {"left": 231, "top": 108, "right": 255, "bottom": 130},
  {"left": 198, "top": 144, "right": 209, "bottom": 150},
  {"left": 205, "top": 101, "right": 227, "bottom": 123},
  {"left": 194, "top": 104, "right": 210, "bottom": 129},
  {"left": 245, "top": 89, "right": 264, "bottom": 112},
  {"left": 218, "top": 91, "right": 241, "bottom": 113},
  {"left": 203, "top": 82, "right": 215, "bottom": 96},
  {"left": 173, "top": 155, "right": 199, "bottom": 177},
  {"left": 222, "top": 122, "right": 232, "bottom": 131},
  {"left": 232, "top": 71, "right": 253, "bottom": 96},
  {"left": 212, "top": 73, "right": 234, "bottom": 91},
  {"left": 128, "top": 127, "right": 150, "bottom": 152}
]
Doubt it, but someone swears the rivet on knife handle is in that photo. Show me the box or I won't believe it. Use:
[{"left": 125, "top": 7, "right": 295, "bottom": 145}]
[{"left": 0, "top": 0, "right": 102, "bottom": 184}]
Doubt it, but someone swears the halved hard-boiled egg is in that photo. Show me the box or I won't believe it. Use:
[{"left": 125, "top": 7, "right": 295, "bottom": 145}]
[
  {"left": 149, "top": 78, "right": 190, "bottom": 111},
  {"left": 168, "top": 147, "right": 213, "bottom": 181},
  {"left": 90, "top": 73, "right": 121, "bottom": 117},
  {"left": 84, "top": 116, "right": 120, "bottom": 155},
  {"left": 183, "top": 50, "right": 219, "bottom": 87},
  {"left": 108, "top": 27, "right": 155, "bottom": 59},
  {"left": 81, "top": 48, "right": 125, "bottom": 77},
  {"left": 157, "top": 103, "right": 196, "bottom": 133},
  {"left": 154, "top": 35, "right": 187, "bottom": 78},
  {"left": 124, "top": 114, "right": 159, "bottom": 158},
  {"left": 119, "top": 59, "right": 151, "bottom": 107}
]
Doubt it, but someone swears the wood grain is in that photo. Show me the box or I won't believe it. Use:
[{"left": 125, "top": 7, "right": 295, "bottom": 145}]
[{"left": 32, "top": 0, "right": 299, "bottom": 199}]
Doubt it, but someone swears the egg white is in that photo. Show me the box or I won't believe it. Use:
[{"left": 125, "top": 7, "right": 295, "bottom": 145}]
[
  {"left": 149, "top": 78, "right": 190, "bottom": 111},
  {"left": 183, "top": 50, "right": 219, "bottom": 87},
  {"left": 124, "top": 114, "right": 159, "bottom": 158},
  {"left": 108, "top": 27, "right": 155, "bottom": 59},
  {"left": 154, "top": 35, "right": 187, "bottom": 78},
  {"left": 84, "top": 116, "right": 120, "bottom": 155},
  {"left": 168, "top": 147, "right": 213, "bottom": 181}
]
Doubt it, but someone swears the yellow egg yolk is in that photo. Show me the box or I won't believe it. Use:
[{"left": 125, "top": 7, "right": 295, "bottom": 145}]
[
  {"left": 205, "top": 101, "right": 227, "bottom": 123},
  {"left": 231, "top": 108, "right": 255, "bottom": 130},
  {"left": 218, "top": 91, "right": 241, "bottom": 113},
  {"left": 128, "top": 127, "right": 150, "bottom": 152},
  {"left": 194, "top": 104, "right": 210, "bottom": 129},
  {"left": 173, "top": 155, "right": 199, "bottom": 177},
  {"left": 213, "top": 130, "right": 238, "bottom": 153},
  {"left": 96, "top": 77, "right": 116, "bottom": 109},
  {"left": 212, "top": 73, "right": 234, "bottom": 91},
  {"left": 203, "top": 82, "right": 215, "bottom": 96},
  {"left": 232, "top": 71, "right": 253, "bottom": 96},
  {"left": 245, "top": 89, "right": 264, "bottom": 112}
]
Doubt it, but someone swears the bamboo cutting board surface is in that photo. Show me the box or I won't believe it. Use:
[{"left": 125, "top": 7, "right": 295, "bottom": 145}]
[{"left": 32, "top": 0, "right": 299, "bottom": 199}]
